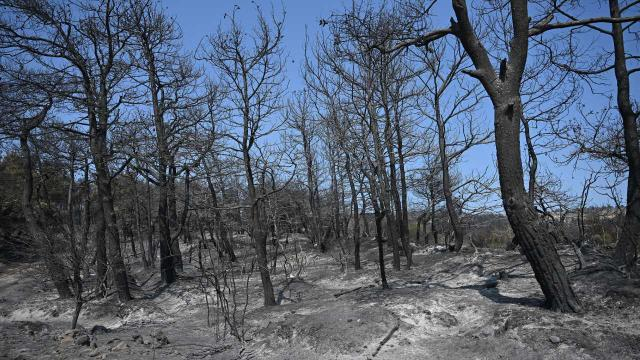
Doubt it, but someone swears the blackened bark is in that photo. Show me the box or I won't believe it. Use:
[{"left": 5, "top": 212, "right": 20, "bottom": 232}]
[
  {"left": 20, "top": 133, "right": 72, "bottom": 299},
  {"left": 168, "top": 163, "right": 183, "bottom": 271},
  {"left": 435, "top": 103, "right": 464, "bottom": 252},
  {"left": 494, "top": 99, "right": 581, "bottom": 312},
  {"left": 204, "top": 165, "right": 236, "bottom": 261},
  {"left": 94, "top": 200, "right": 108, "bottom": 296},
  {"left": 449, "top": 0, "right": 580, "bottom": 312},
  {"left": 345, "top": 153, "right": 361, "bottom": 270},
  {"left": 609, "top": 0, "right": 640, "bottom": 268}
]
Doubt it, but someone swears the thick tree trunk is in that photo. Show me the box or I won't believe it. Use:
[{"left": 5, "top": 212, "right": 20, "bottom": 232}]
[
  {"left": 95, "top": 162, "right": 132, "bottom": 301},
  {"left": 494, "top": 98, "right": 581, "bottom": 313},
  {"left": 610, "top": 0, "right": 640, "bottom": 269},
  {"left": 158, "top": 169, "right": 176, "bottom": 284}
]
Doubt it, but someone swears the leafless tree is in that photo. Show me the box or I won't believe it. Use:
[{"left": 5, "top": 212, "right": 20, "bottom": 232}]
[{"left": 199, "top": 5, "right": 286, "bottom": 306}]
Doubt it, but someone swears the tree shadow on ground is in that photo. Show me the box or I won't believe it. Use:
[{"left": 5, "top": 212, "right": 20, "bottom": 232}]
[{"left": 428, "top": 280, "right": 545, "bottom": 308}]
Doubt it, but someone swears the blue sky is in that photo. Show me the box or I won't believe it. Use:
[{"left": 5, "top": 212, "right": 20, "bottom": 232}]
[{"left": 165, "top": 0, "right": 634, "bottom": 208}]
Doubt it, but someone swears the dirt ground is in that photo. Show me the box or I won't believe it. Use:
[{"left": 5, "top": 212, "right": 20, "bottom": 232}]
[{"left": 1, "top": 237, "right": 639, "bottom": 360}]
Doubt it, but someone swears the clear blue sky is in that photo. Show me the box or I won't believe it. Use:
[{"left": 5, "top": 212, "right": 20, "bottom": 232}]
[{"left": 166, "top": 0, "right": 633, "bottom": 208}]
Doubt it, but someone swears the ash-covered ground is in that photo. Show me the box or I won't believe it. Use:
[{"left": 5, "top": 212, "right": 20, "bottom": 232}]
[{"left": 1, "top": 237, "right": 639, "bottom": 359}]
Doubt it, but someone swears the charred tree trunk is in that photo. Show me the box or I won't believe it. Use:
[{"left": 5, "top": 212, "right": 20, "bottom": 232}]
[
  {"left": 345, "top": 153, "right": 361, "bottom": 270},
  {"left": 94, "top": 199, "right": 108, "bottom": 296},
  {"left": 494, "top": 98, "right": 581, "bottom": 312},
  {"left": 360, "top": 188, "right": 370, "bottom": 237},
  {"left": 435, "top": 102, "right": 464, "bottom": 252},
  {"left": 168, "top": 162, "right": 183, "bottom": 271},
  {"left": 610, "top": 0, "right": 640, "bottom": 269},
  {"left": 20, "top": 132, "right": 72, "bottom": 299},
  {"left": 384, "top": 113, "right": 412, "bottom": 268},
  {"left": 204, "top": 164, "right": 236, "bottom": 261},
  {"left": 448, "top": 0, "right": 580, "bottom": 312}
]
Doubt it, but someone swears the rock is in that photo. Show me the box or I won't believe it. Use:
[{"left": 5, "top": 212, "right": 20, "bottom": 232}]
[
  {"left": 88, "top": 350, "right": 100, "bottom": 357},
  {"left": 90, "top": 336, "right": 98, "bottom": 349},
  {"left": 549, "top": 335, "right": 561, "bottom": 344},
  {"left": 481, "top": 327, "right": 494, "bottom": 337},
  {"left": 132, "top": 334, "right": 144, "bottom": 344},
  {"left": 60, "top": 334, "right": 74, "bottom": 344},
  {"left": 91, "top": 325, "right": 110, "bottom": 335},
  {"left": 50, "top": 309, "right": 59, "bottom": 317},
  {"left": 433, "top": 311, "right": 459, "bottom": 327},
  {"left": 75, "top": 334, "right": 91, "bottom": 346},
  {"left": 150, "top": 329, "right": 169, "bottom": 346},
  {"left": 111, "top": 341, "right": 129, "bottom": 351},
  {"left": 484, "top": 276, "right": 498, "bottom": 288}
]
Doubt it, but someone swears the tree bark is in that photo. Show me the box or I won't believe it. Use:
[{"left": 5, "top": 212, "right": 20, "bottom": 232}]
[
  {"left": 204, "top": 164, "right": 236, "bottom": 261},
  {"left": 345, "top": 153, "right": 361, "bottom": 270},
  {"left": 94, "top": 198, "right": 108, "bottom": 296},
  {"left": 20, "top": 133, "right": 72, "bottom": 299},
  {"left": 448, "top": 0, "right": 580, "bottom": 312},
  {"left": 609, "top": 0, "right": 640, "bottom": 269},
  {"left": 168, "top": 162, "right": 183, "bottom": 271},
  {"left": 435, "top": 100, "right": 464, "bottom": 252}
]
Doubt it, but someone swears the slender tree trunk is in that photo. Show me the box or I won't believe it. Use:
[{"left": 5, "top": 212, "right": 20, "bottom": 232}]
[
  {"left": 435, "top": 102, "right": 464, "bottom": 252},
  {"left": 384, "top": 115, "right": 412, "bottom": 267},
  {"left": 345, "top": 154, "right": 361, "bottom": 270},
  {"left": 94, "top": 198, "right": 108, "bottom": 297},
  {"left": 302, "top": 129, "right": 321, "bottom": 247},
  {"left": 168, "top": 162, "right": 183, "bottom": 271},
  {"left": 367, "top": 179, "right": 388, "bottom": 288},
  {"left": 244, "top": 133, "right": 275, "bottom": 305},
  {"left": 146, "top": 178, "right": 156, "bottom": 266},
  {"left": 382, "top": 82, "right": 411, "bottom": 268},
  {"left": 360, "top": 189, "right": 370, "bottom": 237},
  {"left": 395, "top": 114, "right": 410, "bottom": 248},
  {"left": 429, "top": 184, "right": 438, "bottom": 245},
  {"left": 20, "top": 133, "right": 73, "bottom": 299},
  {"left": 368, "top": 106, "right": 401, "bottom": 270},
  {"left": 204, "top": 164, "right": 236, "bottom": 261},
  {"left": 328, "top": 151, "right": 342, "bottom": 249},
  {"left": 133, "top": 181, "right": 148, "bottom": 268}
]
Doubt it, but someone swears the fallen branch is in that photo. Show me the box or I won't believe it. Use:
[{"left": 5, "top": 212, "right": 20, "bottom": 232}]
[
  {"left": 333, "top": 284, "right": 375, "bottom": 298},
  {"left": 333, "top": 286, "right": 362, "bottom": 298},
  {"left": 371, "top": 319, "right": 400, "bottom": 357}
]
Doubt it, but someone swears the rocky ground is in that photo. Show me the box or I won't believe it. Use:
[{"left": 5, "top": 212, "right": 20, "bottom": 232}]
[{"left": 1, "top": 238, "right": 639, "bottom": 359}]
